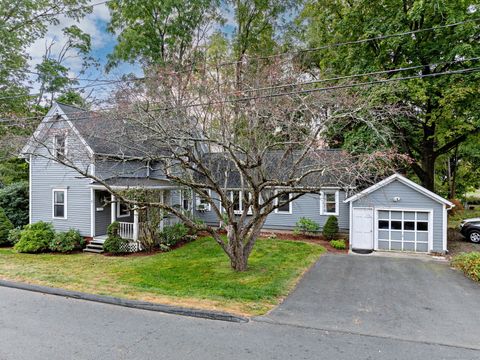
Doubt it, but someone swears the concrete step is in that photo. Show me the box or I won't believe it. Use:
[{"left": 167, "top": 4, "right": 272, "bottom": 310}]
[
  {"left": 86, "top": 243, "right": 104, "bottom": 250},
  {"left": 83, "top": 247, "right": 104, "bottom": 254}
]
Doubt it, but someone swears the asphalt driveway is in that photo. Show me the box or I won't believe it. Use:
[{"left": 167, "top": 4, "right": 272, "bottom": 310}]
[{"left": 257, "top": 254, "right": 480, "bottom": 350}]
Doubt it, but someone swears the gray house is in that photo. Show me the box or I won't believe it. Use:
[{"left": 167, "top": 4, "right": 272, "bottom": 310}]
[{"left": 22, "top": 103, "right": 453, "bottom": 254}]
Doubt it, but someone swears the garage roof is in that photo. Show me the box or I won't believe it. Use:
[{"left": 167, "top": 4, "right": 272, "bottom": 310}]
[{"left": 344, "top": 173, "right": 454, "bottom": 207}]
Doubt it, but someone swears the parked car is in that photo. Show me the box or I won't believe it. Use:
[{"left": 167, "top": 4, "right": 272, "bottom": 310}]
[{"left": 459, "top": 218, "right": 480, "bottom": 243}]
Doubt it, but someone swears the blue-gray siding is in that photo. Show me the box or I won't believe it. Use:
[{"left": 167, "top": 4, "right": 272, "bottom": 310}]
[
  {"left": 351, "top": 180, "right": 445, "bottom": 252},
  {"left": 193, "top": 191, "right": 350, "bottom": 231}
]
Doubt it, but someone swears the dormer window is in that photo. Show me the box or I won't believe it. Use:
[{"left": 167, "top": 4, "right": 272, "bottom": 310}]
[{"left": 54, "top": 134, "right": 66, "bottom": 161}]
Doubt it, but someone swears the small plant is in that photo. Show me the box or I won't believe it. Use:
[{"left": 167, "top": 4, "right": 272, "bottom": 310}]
[
  {"left": 14, "top": 221, "right": 55, "bottom": 253},
  {"left": 49, "top": 229, "right": 85, "bottom": 253},
  {"left": 323, "top": 215, "right": 339, "bottom": 240},
  {"left": 451, "top": 252, "right": 480, "bottom": 282},
  {"left": 293, "top": 217, "right": 320, "bottom": 236},
  {"left": 103, "top": 221, "right": 129, "bottom": 254},
  {"left": 159, "top": 223, "right": 191, "bottom": 249},
  {"left": 7, "top": 227, "right": 23, "bottom": 245},
  {"left": 266, "top": 233, "right": 278, "bottom": 241},
  {"left": 0, "top": 208, "right": 14, "bottom": 245},
  {"left": 330, "top": 239, "right": 346, "bottom": 250}
]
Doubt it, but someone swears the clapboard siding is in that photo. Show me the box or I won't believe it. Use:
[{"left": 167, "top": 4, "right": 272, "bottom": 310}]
[
  {"left": 193, "top": 191, "right": 350, "bottom": 231},
  {"left": 30, "top": 122, "right": 93, "bottom": 236},
  {"left": 351, "top": 180, "right": 444, "bottom": 252}
]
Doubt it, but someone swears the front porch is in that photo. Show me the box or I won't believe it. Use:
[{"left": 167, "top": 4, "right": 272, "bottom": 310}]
[{"left": 88, "top": 178, "right": 184, "bottom": 252}]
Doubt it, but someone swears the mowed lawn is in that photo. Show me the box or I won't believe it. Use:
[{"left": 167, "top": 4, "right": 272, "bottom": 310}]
[{"left": 0, "top": 237, "right": 324, "bottom": 315}]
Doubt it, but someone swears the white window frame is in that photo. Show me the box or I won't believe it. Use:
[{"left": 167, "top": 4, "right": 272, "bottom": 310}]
[
  {"left": 53, "top": 134, "right": 67, "bottom": 160},
  {"left": 196, "top": 189, "right": 212, "bottom": 211},
  {"left": 274, "top": 191, "right": 293, "bottom": 214},
  {"left": 320, "top": 190, "right": 339, "bottom": 216},
  {"left": 181, "top": 189, "right": 192, "bottom": 211},
  {"left": 52, "top": 189, "right": 67, "bottom": 219},
  {"left": 117, "top": 201, "right": 131, "bottom": 218},
  {"left": 229, "top": 190, "right": 253, "bottom": 215}
]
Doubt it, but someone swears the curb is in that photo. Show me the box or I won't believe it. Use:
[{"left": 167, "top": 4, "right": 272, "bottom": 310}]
[{"left": 0, "top": 279, "right": 249, "bottom": 323}]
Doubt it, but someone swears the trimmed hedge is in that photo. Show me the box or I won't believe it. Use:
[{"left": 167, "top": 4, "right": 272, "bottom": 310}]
[
  {"left": 0, "top": 208, "right": 14, "bottom": 245},
  {"left": 103, "top": 221, "right": 129, "bottom": 253},
  {"left": 323, "top": 216, "right": 339, "bottom": 240},
  {"left": 14, "top": 221, "right": 55, "bottom": 253},
  {"left": 49, "top": 229, "right": 86, "bottom": 253},
  {"left": 451, "top": 252, "right": 480, "bottom": 282}
]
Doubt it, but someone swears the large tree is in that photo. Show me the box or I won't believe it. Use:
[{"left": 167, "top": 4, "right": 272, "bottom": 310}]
[{"left": 299, "top": 0, "right": 480, "bottom": 191}]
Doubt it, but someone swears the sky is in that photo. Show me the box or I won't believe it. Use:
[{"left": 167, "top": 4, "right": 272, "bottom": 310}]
[{"left": 26, "top": 1, "right": 236, "bottom": 103}]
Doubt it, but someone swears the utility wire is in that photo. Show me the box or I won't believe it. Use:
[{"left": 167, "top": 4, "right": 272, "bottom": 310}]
[
  {"left": 1, "top": 65, "right": 479, "bottom": 126},
  {"left": 4, "top": 17, "right": 479, "bottom": 100}
]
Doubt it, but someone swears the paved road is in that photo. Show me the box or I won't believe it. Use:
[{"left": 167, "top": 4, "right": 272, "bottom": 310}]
[
  {"left": 0, "top": 255, "right": 479, "bottom": 359},
  {"left": 259, "top": 254, "right": 480, "bottom": 350}
]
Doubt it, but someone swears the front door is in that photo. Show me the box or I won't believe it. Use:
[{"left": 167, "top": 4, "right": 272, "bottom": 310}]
[{"left": 352, "top": 207, "right": 374, "bottom": 250}]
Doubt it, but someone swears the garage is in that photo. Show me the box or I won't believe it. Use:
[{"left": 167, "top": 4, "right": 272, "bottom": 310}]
[{"left": 345, "top": 174, "right": 453, "bottom": 254}]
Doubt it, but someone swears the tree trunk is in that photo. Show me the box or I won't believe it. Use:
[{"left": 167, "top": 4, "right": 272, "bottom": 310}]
[
  {"left": 419, "top": 122, "right": 436, "bottom": 191},
  {"left": 226, "top": 227, "right": 248, "bottom": 271}
]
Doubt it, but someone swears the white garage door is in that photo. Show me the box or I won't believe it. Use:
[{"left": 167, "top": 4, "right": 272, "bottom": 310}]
[{"left": 377, "top": 210, "right": 431, "bottom": 252}]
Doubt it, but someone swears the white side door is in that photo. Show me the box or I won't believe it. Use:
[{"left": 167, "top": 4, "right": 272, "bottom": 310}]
[{"left": 352, "top": 207, "right": 374, "bottom": 250}]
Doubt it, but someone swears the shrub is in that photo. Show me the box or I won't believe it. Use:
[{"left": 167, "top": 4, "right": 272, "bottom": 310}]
[
  {"left": 14, "top": 221, "right": 55, "bottom": 253},
  {"left": 323, "top": 216, "right": 339, "bottom": 240},
  {"left": 330, "top": 239, "right": 346, "bottom": 250},
  {"left": 0, "top": 181, "right": 29, "bottom": 228},
  {"left": 103, "top": 221, "right": 129, "bottom": 253},
  {"left": 7, "top": 227, "right": 23, "bottom": 245},
  {"left": 293, "top": 217, "right": 320, "bottom": 236},
  {"left": 159, "top": 223, "right": 191, "bottom": 249},
  {"left": 451, "top": 252, "right": 480, "bottom": 282},
  {"left": 0, "top": 208, "right": 14, "bottom": 245},
  {"left": 49, "top": 229, "right": 85, "bottom": 253}
]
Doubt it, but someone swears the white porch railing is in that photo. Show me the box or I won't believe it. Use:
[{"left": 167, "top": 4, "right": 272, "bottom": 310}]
[{"left": 118, "top": 222, "right": 134, "bottom": 240}]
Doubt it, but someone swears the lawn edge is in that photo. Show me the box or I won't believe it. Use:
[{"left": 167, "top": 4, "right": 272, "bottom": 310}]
[{"left": 0, "top": 279, "right": 249, "bottom": 323}]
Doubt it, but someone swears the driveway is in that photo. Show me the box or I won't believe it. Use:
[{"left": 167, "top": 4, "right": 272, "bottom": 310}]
[{"left": 257, "top": 254, "right": 480, "bottom": 349}]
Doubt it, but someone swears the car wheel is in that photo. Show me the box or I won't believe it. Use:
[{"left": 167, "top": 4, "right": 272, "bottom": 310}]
[{"left": 469, "top": 230, "right": 480, "bottom": 243}]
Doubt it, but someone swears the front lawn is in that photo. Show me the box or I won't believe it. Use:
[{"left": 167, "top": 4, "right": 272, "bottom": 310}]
[{"left": 0, "top": 237, "right": 324, "bottom": 315}]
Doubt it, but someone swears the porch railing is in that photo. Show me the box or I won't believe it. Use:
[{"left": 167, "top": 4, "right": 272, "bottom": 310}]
[{"left": 118, "top": 222, "right": 134, "bottom": 240}]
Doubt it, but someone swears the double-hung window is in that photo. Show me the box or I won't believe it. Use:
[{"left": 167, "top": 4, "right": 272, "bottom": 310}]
[
  {"left": 275, "top": 192, "right": 292, "bottom": 214},
  {"left": 320, "top": 190, "right": 339, "bottom": 215},
  {"left": 117, "top": 202, "right": 130, "bottom": 217},
  {"left": 229, "top": 190, "right": 252, "bottom": 215},
  {"left": 181, "top": 189, "right": 191, "bottom": 211},
  {"left": 54, "top": 134, "right": 66, "bottom": 161},
  {"left": 52, "top": 189, "right": 67, "bottom": 219}
]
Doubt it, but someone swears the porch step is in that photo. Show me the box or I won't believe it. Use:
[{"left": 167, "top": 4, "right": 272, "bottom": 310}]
[{"left": 83, "top": 241, "right": 105, "bottom": 254}]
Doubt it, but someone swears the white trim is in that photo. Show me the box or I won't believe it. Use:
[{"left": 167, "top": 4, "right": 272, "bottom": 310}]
[
  {"left": 52, "top": 188, "right": 67, "bottom": 219},
  {"left": 117, "top": 201, "right": 131, "bottom": 218},
  {"left": 53, "top": 133, "right": 67, "bottom": 160},
  {"left": 442, "top": 204, "right": 448, "bottom": 253},
  {"left": 320, "top": 190, "right": 339, "bottom": 216},
  {"left": 274, "top": 191, "right": 292, "bottom": 214},
  {"left": 229, "top": 190, "right": 253, "bottom": 215},
  {"left": 352, "top": 207, "right": 374, "bottom": 250},
  {"left": 195, "top": 189, "right": 212, "bottom": 211},
  {"left": 373, "top": 208, "right": 433, "bottom": 253},
  {"left": 348, "top": 201, "right": 353, "bottom": 250},
  {"left": 180, "top": 188, "right": 191, "bottom": 212},
  {"left": 90, "top": 188, "right": 95, "bottom": 237},
  {"left": 28, "top": 154, "right": 32, "bottom": 224},
  {"left": 344, "top": 173, "right": 454, "bottom": 207},
  {"left": 111, "top": 194, "right": 116, "bottom": 223}
]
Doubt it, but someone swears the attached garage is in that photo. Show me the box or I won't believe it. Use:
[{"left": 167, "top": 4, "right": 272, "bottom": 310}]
[{"left": 345, "top": 174, "right": 453, "bottom": 254}]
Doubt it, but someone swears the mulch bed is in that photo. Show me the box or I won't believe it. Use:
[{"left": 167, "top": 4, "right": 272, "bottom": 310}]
[{"left": 259, "top": 232, "right": 349, "bottom": 254}]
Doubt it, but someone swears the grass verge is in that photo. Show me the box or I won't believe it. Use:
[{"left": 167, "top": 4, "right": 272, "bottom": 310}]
[
  {"left": 451, "top": 252, "right": 480, "bottom": 282},
  {"left": 0, "top": 237, "right": 324, "bottom": 316}
]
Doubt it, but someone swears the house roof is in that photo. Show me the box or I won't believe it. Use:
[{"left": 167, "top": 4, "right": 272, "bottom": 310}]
[{"left": 343, "top": 173, "right": 454, "bottom": 207}]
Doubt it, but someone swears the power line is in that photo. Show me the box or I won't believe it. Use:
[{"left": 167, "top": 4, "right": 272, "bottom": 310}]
[
  {"left": 4, "top": 17, "right": 478, "bottom": 100},
  {"left": 1, "top": 65, "right": 478, "bottom": 126}
]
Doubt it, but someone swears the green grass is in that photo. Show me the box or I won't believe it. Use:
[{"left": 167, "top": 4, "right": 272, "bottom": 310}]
[
  {"left": 448, "top": 208, "right": 480, "bottom": 228},
  {"left": 451, "top": 252, "right": 480, "bottom": 282},
  {"left": 0, "top": 237, "right": 324, "bottom": 315}
]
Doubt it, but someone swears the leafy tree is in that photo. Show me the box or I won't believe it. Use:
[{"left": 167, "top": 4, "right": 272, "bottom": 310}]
[
  {"left": 0, "top": 208, "right": 14, "bottom": 245},
  {"left": 0, "top": 181, "right": 29, "bottom": 227},
  {"left": 299, "top": 0, "right": 480, "bottom": 191}
]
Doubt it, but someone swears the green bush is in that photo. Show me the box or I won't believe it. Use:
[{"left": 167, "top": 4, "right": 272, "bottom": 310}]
[
  {"left": 451, "top": 252, "right": 480, "bottom": 282},
  {"left": 159, "top": 223, "right": 192, "bottom": 249},
  {"left": 103, "top": 221, "right": 129, "bottom": 253},
  {"left": 7, "top": 227, "right": 23, "bottom": 245},
  {"left": 0, "top": 208, "right": 14, "bottom": 245},
  {"left": 49, "top": 229, "right": 85, "bottom": 253},
  {"left": 293, "top": 217, "right": 320, "bottom": 236},
  {"left": 0, "top": 181, "right": 29, "bottom": 228},
  {"left": 330, "top": 239, "right": 346, "bottom": 250},
  {"left": 14, "top": 221, "right": 55, "bottom": 253},
  {"left": 323, "top": 216, "right": 339, "bottom": 240}
]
